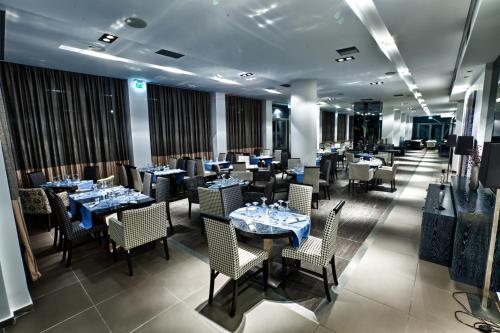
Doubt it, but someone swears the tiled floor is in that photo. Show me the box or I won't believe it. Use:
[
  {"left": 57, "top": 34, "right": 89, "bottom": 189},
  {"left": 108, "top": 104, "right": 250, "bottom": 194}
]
[{"left": 5, "top": 150, "right": 483, "bottom": 332}]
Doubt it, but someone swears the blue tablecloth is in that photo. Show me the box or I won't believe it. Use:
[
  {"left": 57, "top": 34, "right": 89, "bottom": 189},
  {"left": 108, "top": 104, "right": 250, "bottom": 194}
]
[
  {"left": 355, "top": 153, "right": 373, "bottom": 160},
  {"left": 69, "top": 187, "right": 149, "bottom": 229},
  {"left": 42, "top": 180, "right": 93, "bottom": 191},
  {"left": 230, "top": 207, "right": 310, "bottom": 247},
  {"left": 203, "top": 161, "right": 231, "bottom": 171},
  {"left": 206, "top": 178, "right": 248, "bottom": 189},
  {"left": 250, "top": 155, "right": 273, "bottom": 166}
]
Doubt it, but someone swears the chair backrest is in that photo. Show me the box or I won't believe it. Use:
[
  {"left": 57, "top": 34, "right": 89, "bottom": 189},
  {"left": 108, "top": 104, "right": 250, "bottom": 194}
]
[
  {"left": 168, "top": 157, "right": 178, "bottom": 170},
  {"left": 198, "top": 187, "right": 224, "bottom": 216},
  {"left": 303, "top": 166, "right": 320, "bottom": 193},
  {"left": 320, "top": 160, "right": 331, "bottom": 182},
  {"left": 185, "top": 176, "right": 204, "bottom": 204},
  {"left": 273, "top": 150, "right": 282, "bottom": 161},
  {"left": 288, "top": 158, "right": 301, "bottom": 169},
  {"left": 45, "top": 189, "right": 73, "bottom": 239},
  {"left": 231, "top": 171, "right": 253, "bottom": 182},
  {"left": 320, "top": 201, "right": 345, "bottom": 263},
  {"left": 19, "top": 188, "right": 51, "bottom": 215},
  {"left": 124, "top": 165, "right": 135, "bottom": 188},
  {"left": 27, "top": 171, "right": 46, "bottom": 188},
  {"left": 349, "top": 163, "right": 370, "bottom": 181},
  {"left": 226, "top": 152, "right": 236, "bottom": 164},
  {"left": 195, "top": 159, "right": 206, "bottom": 176},
  {"left": 121, "top": 202, "right": 167, "bottom": 250},
  {"left": 253, "top": 148, "right": 261, "bottom": 156},
  {"left": 117, "top": 164, "right": 128, "bottom": 187},
  {"left": 177, "top": 159, "right": 187, "bottom": 171},
  {"left": 83, "top": 166, "right": 100, "bottom": 182},
  {"left": 262, "top": 149, "right": 271, "bottom": 156},
  {"left": 156, "top": 177, "right": 170, "bottom": 204},
  {"left": 253, "top": 170, "right": 271, "bottom": 182},
  {"left": 280, "top": 151, "right": 290, "bottom": 168},
  {"left": 97, "top": 175, "right": 115, "bottom": 187},
  {"left": 220, "top": 184, "right": 243, "bottom": 216},
  {"left": 185, "top": 159, "right": 196, "bottom": 178},
  {"left": 237, "top": 155, "right": 250, "bottom": 167},
  {"left": 346, "top": 153, "right": 355, "bottom": 164},
  {"left": 131, "top": 167, "right": 143, "bottom": 192},
  {"left": 218, "top": 153, "right": 227, "bottom": 162},
  {"left": 288, "top": 183, "right": 313, "bottom": 216},
  {"left": 201, "top": 213, "right": 239, "bottom": 278},
  {"left": 232, "top": 162, "right": 246, "bottom": 171},
  {"left": 142, "top": 173, "right": 153, "bottom": 196}
]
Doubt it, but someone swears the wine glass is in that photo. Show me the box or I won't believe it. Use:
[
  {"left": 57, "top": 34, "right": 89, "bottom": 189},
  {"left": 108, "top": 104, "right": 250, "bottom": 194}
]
[
  {"left": 260, "top": 196, "right": 267, "bottom": 207},
  {"left": 284, "top": 201, "right": 289, "bottom": 211},
  {"left": 278, "top": 199, "right": 284, "bottom": 211},
  {"left": 245, "top": 202, "right": 251, "bottom": 213}
]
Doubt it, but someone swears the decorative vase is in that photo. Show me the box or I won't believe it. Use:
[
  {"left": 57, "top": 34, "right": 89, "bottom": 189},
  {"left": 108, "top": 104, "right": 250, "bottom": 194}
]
[{"left": 469, "top": 165, "right": 480, "bottom": 192}]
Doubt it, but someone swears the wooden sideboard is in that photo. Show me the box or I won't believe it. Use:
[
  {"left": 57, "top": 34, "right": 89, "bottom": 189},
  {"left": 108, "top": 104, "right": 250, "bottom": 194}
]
[{"left": 420, "top": 176, "right": 500, "bottom": 290}]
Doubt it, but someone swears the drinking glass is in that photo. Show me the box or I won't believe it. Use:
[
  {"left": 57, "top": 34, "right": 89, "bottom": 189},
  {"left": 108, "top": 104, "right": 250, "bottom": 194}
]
[
  {"left": 260, "top": 196, "right": 267, "bottom": 207},
  {"left": 245, "top": 202, "right": 251, "bottom": 213},
  {"left": 278, "top": 199, "right": 284, "bottom": 211},
  {"left": 284, "top": 201, "right": 289, "bottom": 211}
]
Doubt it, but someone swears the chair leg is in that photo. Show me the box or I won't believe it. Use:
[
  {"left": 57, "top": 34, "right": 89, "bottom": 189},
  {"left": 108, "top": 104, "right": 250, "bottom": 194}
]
[
  {"left": 62, "top": 239, "right": 67, "bottom": 261},
  {"left": 327, "top": 186, "right": 331, "bottom": 200},
  {"left": 323, "top": 266, "right": 332, "bottom": 302},
  {"left": 167, "top": 207, "right": 174, "bottom": 234},
  {"left": 188, "top": 202, "right": 192, "bottom": 219},
  {"left": 281, "top": 257, "right": 287, "bottom": 285},
  {"left": 209, "top": 269, "right": 216, "bottom": 304},
  {"left": 230, "top": 279, "right": 238, "bottom": 317},
  {"left": 66, "top": 240, "right": 73, "bottom": 267},
  {"left": 58, "top": 231, "right": 64, "bottom": 251},
  {"left": 162, "top": 237, "right": 170, "bottom": 260},
  {"left": 331, "top": 256, "right": 339, "bottom": 285},
  {"left": 53, "top": 225, "right": 58, "bottom": 248},
  {"left": 126, "top": 250, "right": 133, "bottom": 276},
  {"left": 263, "top": 260, "right": 268, "bottom": 292},
  {"left": 112, "top": 241, "right": 118, "bottom": 262}
]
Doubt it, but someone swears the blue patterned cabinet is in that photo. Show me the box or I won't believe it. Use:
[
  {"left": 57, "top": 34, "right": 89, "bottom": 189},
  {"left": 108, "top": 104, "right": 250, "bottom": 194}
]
[
  {"left": 449, "top": 177, "right": 500, "bottom": 290},
  {"left": 419, "top": 184, "right": 456, "bottom": 266}
]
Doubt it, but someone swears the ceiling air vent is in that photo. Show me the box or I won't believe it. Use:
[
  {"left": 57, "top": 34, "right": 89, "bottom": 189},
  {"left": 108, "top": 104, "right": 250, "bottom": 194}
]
[
  {"left": 361, "top": 98, "right": 373, "bottom": 101},
  {"left": 155, "top": 49, "right": 185, "bottom": 59},
  {"left": 280, "top": 83, "right": 291, "bottom": 88},
  {"left": 336, "top": 46, "right": 359, "bottom": 56},
  {"left": 393, "top": 94, "right": 404, "bottom": 97}
]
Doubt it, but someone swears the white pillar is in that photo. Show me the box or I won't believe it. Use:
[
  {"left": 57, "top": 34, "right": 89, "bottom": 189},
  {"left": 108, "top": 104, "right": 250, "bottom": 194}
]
[
  {"left": 393, "top": 111, "right": 401, "bottom": 146},
  {"left": 334, "top": 111, "right": 339, "bottom": 142},
  {"left": 382, "top": 107, "right": 395, "bottom": 145},
  {"left": 127, "top": 79, "right": 152, "bottom": 166},
  {"left": 262, "top": 100, "right": 273, "bottom": 150},
  {"left": 210, "top": 92, "right": 227, "bottom": 158},
  {"left": 290, "top": 79, "right": 319, "bottom": 165},
  {"left": 400, "top": 113, "right": 407, "bottom": 143},
  {"left": 0, "top": 140, "right": 32, "bottom": 323},
  {"left": 346, "top": 115, "right": 350, "bottom": 141},
  {"left": 471, "top": 63, "right": 495, "bottom": 146}
]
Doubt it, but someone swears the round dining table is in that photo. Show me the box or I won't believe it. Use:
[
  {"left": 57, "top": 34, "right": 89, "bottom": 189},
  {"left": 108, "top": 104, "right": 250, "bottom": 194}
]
[{"left": 229, "top": 205, "right": 311, "bottom": 287}]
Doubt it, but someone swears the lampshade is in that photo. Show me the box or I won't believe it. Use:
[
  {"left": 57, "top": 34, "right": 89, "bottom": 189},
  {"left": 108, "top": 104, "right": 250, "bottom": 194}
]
[
  {"left": 454, "top": 136, "right": 473, "bottom": 155},
  {"left": 446, "top": 134, "right": 457, "bottom": 147},
  {"left": 479, "top": 142, "right": 500, "bottom": 188}
]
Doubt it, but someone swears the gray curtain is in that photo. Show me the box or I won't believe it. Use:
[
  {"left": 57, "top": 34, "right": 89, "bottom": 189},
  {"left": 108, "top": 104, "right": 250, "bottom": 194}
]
[
  {"left": 226, "top": 95, "right": 262, "bottom": 152},
  {"left": 0, "top": 62, "right": 130, "bottom": 186},
  {"left": 322, "top": 111, "right": 335, "bottom": 142},
  {"left": 338, "top": 114, "right": 347, "bottom": 141},
  {"left": 148, "top": 83, "right": 212, "bottom": 163}
]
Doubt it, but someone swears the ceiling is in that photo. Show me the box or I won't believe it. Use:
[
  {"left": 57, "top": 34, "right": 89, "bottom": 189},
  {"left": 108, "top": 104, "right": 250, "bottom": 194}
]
[{"left": 0, "top": 0, "right": 494, "bottom": 116}]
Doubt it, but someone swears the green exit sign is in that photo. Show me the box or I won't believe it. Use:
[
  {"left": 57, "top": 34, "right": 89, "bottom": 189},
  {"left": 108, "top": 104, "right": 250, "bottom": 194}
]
[{"left": 135, "top": 80, "right": 144, "bottom": 89}]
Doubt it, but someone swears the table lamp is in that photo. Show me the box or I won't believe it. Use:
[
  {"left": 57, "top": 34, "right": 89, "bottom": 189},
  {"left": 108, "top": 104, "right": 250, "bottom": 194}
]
[{"left": 445, "top": 134, "right": 457, "bottom": 182}]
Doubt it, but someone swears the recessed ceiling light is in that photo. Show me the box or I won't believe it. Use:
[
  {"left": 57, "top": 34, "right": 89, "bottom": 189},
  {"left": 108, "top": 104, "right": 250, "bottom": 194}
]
[
  {"left": 335, "top": 56, "right": 355, "bottom": 62},
  {"left": 98, "top": 33, "right": 118, "bottom": 44},
  {"left": 240, "top": 73, "right": 254, "bottom": 77},
  {"left": 245, "top": 77, "right": 256, "bottom": 81},
  {"left": 369, "top": 81, "right": 384, "bottom": 85},
  {"left": 125, "top": 17, "right": 147, "bottom": 28}
]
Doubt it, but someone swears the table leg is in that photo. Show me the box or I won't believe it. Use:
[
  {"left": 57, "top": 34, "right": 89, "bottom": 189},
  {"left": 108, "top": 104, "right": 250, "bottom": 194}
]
[{"left": 262, "top": 239, "right": 281, "bottom": 288}]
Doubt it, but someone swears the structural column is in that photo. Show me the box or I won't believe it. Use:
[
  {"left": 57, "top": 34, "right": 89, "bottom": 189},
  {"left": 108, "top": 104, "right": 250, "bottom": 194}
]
[
  {"left": 210, "top": 92, "right": 227, "bottom": 159},
  {"left": 382, "top": 107, "right": 395, "bottom": 145},
  {"left": 334, "top": 111, "right": 339, "bottom": 142},
  {"left": 393, "top": 110, "right": 401, "bottom": 146},
  {"left": 346, "top": 114, "right": 350, "bottom": 141},
  {"left": 127, "top": 79, "right": 152, "bottom": 166},
  {"left": 290, "top": 79, "right": 319, "bottom": 165},
  {"left": 262, "top": 100, "right": 273, "bottom": 150}
]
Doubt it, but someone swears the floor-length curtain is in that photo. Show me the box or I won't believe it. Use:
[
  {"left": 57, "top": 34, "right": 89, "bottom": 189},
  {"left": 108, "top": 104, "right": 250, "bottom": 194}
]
[
  {"left": 0, "top": 62, "right": 130, "bottom": 187},
  {"left": 148, "top": 84, "right": 212, "bottom": 163},
  {"left": 322, "top": 111, "right": 335, "bottom": 142},
  {"left": 338, "top": 114, "right": 347, "bottom": 141},
  {"left": 226, "top": 96, "right": 262, "bottom": 153}
]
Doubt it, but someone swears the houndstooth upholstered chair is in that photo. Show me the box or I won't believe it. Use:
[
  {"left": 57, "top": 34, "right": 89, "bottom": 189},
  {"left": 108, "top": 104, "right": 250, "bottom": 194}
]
[
  {"left": 201, "top": 213, "right": 268, "bottom": 317},
  {"left": 108, "top": 202, "right": 169, "bottom": 276},
  {"left": 287, "top": 183, "right": 313, "bottom": 217},
  {"left": 220, "top": 184, "right": 244, "bottom": 216},
  {"left": 19, "top": 188, "right": 53, "bottom": 231},
  {"left": 198, "top": 187, "right": 224, "bottom": 217},
  {"left": 282, "top": 200, "right": 345, "bottom": 302}
]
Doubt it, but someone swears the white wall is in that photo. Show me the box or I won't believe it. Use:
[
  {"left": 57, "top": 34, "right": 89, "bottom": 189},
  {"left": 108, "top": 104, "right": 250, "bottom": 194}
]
[
  {"left": 290, "top": 79, "right": 319, "bottom": 165},
  {"left": 469, "top": 63, "right": 495, "bottom": 146},
  {"left": 127, "top": 79, "right": 152, "bottom": 166},
  {"left": 0, "top": 140, "right": 32, "bottom": 323},
  {"left": 262, "top": 100, "right": 273, "bottom": 150},
  {"left": 210, "top": 92, "right": 226, "bottom": 158}
]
